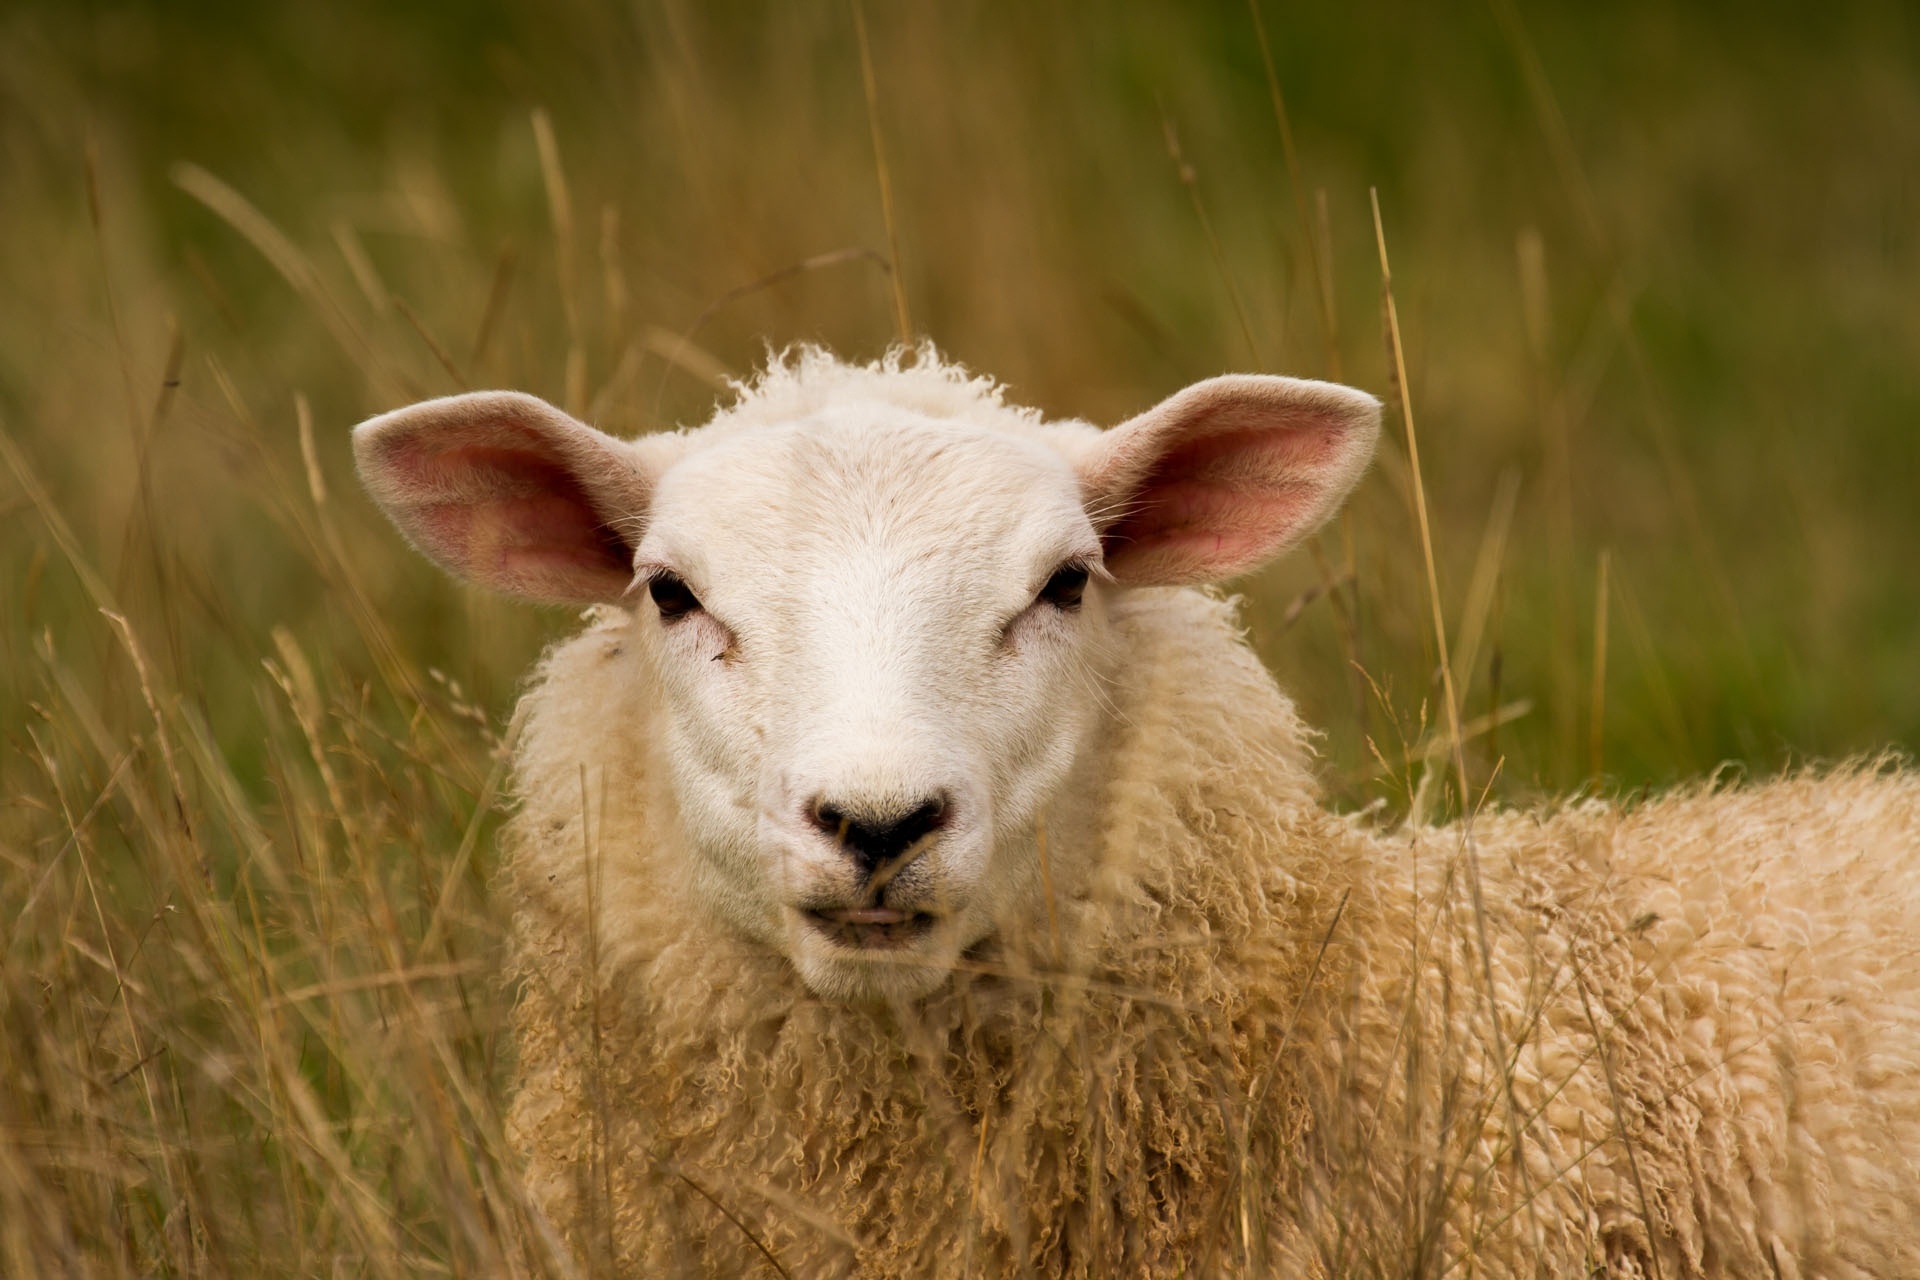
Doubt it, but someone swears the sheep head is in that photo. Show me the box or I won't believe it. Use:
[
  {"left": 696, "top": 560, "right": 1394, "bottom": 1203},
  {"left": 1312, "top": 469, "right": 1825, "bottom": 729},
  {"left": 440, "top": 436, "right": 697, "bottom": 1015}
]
[{"left": 355, "top": 359, "right": 1379, "bottom": 1002}]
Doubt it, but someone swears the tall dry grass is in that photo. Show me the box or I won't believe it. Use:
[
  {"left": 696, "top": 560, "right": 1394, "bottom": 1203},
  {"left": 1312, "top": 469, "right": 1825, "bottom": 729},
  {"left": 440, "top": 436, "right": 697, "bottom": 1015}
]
[{"left": 1, "top": 1, "right": 1917, "bottom": 1273}]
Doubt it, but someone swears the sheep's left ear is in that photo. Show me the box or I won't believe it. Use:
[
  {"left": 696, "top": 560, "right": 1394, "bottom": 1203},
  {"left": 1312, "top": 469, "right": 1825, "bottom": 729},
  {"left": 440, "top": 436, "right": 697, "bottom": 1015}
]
[{"left": 1080, "top": 375, "right": 1381, "bottom": 585}]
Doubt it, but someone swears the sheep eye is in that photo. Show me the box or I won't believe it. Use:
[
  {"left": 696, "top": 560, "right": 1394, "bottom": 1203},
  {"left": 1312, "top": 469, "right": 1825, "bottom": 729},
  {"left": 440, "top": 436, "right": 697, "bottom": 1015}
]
[
  {"left": 1038, "top": 562, "right": 1089, "bottom": 611},
  {"left": 647, "top": 572, "right": 702, "bottom": 621}
]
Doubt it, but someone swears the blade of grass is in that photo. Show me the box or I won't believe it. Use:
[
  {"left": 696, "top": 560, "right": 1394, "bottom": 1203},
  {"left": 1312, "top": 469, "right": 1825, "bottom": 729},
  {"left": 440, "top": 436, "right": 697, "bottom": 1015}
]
[
  {"left": 1372, "top": 186, "right": 1546, "bottom": 1259},
  {"left": 852, "top": 0, "right": 912, "bottom": 345}
]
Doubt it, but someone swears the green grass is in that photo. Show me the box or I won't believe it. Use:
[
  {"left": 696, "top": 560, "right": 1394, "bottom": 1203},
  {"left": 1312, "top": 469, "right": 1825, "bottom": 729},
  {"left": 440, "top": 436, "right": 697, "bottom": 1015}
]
[{"left": 1, "top": 0, "right": 1917, "bottom": 1272}]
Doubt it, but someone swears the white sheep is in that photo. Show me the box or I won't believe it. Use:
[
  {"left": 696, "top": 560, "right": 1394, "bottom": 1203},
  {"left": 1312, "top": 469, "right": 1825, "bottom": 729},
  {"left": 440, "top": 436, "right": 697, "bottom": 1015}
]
[{"left": 355, "top": 347, "right": 1920, "bottom": 1277}]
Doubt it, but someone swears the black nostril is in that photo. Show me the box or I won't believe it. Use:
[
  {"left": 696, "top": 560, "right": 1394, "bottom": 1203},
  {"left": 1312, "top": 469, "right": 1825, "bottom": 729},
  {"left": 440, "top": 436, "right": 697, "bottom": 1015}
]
[
  {"left": 811, "top": 800, "right": 848, "bottom": 836},
  {"left": 808, "top": 793, "right": 950, "bottom": 876}
]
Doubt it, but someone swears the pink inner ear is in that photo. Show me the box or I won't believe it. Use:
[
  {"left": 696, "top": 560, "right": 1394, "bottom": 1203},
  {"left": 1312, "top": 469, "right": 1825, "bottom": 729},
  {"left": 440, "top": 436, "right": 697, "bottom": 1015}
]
[
  {"left": 414, "top": 492, "right": 630, "bottom": 594},
  {"left": 379, "top": 438, "right": 637, "bottom": 603},
  {"left": 1102, "top": 413, "right": 1353, "bottom": 584},
  {"left": 1155, "top": 415, "right": 1350, "bottom": 478},
  {"left": 1108, "top": 478, "right": 1319, "bottom": 577}
]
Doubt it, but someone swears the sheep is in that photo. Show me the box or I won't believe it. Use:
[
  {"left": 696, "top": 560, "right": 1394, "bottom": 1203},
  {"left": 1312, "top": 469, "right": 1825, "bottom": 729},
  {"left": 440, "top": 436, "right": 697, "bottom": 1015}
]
[{"left": 354, "top": 346, "right": 1920, "bottom": 1278}]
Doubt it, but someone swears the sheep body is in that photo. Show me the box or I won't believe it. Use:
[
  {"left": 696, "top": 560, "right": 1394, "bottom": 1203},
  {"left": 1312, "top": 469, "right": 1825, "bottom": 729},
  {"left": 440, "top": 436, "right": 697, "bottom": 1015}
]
[
  {"left": 505, "top": 589, "right": 1920, "bottom": 1277},
  {"left": 1333, "top": 769, "right": 1920, "bottom": 1278},
  {"left": 356, "top": 349, "right": 1920, "bottom": 1276}
]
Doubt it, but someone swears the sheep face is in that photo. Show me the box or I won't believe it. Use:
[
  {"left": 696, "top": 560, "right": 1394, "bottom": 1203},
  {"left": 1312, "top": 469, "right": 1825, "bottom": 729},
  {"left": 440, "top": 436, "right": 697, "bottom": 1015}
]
[
  {"left": 354, "top": 356, "right": 1380, "bottom": 1002},
  {"left": 628, "top": 405, "right": 1109, "bottom": 1001}
]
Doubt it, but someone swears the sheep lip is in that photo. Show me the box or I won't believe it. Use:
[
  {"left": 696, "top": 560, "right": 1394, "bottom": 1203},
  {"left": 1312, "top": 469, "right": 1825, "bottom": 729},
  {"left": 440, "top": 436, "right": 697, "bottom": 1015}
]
[
  {"left": 801, "top": 907, "right": 939, "bottom": 950},
  {"left": 819, "top": 907, "right": 915, "bottom": 925}
]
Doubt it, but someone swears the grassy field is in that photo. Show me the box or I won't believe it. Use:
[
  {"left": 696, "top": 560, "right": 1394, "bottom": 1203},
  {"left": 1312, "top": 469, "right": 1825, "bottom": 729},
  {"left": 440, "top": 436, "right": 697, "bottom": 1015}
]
[{"left": 2, "top": 0, "right": 1918, "bottom": 1273}]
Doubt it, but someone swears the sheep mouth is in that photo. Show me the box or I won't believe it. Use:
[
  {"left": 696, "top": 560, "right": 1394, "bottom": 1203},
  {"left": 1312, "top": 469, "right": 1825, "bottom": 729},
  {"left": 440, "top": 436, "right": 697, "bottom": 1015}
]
[{"left": 802, "top": 907, "right": 939, "bottom": 951}]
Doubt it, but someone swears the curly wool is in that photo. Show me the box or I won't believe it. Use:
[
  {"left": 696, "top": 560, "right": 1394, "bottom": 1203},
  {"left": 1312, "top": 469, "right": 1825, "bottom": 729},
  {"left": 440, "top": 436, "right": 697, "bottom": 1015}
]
[
  {"left": 710, "top": 342, "right": 1048, "bottom": 439},
  {"left": 497, "top": 353, "right": 1920, "bottom": 1277},
  {"left": 504, "top": 590, "right": 1920, "bottom": 1277},
  {"left": 507, "top": 585, "right": 1345, "bottom": 1277},
  {"left": 1307, "top": 767, "right": 1920, "bottom": 1278}
]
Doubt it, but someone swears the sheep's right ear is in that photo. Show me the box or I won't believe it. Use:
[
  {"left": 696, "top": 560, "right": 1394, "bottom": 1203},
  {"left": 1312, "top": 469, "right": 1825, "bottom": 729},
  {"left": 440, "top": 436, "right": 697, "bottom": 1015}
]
[{"left": 353, "top": 391, "right": 658, "bottom": 605}]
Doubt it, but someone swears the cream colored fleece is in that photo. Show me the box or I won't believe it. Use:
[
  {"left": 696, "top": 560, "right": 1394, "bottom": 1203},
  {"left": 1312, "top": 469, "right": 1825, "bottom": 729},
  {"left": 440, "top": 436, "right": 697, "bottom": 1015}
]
[{"left": 501, "top": 583, "right": 1920, "bottom": 1278}]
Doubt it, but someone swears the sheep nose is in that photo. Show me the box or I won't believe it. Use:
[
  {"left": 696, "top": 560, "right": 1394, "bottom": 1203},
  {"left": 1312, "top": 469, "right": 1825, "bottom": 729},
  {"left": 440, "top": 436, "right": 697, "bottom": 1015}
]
[{"left": 807, "top": 793, "right": 950, "bottom": 879}]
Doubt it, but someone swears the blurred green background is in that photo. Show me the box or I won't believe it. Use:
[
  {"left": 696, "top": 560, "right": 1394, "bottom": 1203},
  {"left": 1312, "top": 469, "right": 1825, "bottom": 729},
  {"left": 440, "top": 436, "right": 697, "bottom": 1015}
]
[
  {"left": 5, "top": 3, "right": 1920, "bottom": 1270},
  {"left": 5, "top": 0, "right": 1919, "bottom": 803}
]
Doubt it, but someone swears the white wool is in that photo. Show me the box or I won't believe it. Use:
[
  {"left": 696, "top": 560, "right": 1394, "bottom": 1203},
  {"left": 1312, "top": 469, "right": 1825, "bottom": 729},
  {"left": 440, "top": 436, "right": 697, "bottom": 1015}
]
[
  {"left": 709, "top": 342, "right": 1053, "bottom": 440},
  {"left": 355, "top": 347, "right": 1920, "bottom": 1277}
]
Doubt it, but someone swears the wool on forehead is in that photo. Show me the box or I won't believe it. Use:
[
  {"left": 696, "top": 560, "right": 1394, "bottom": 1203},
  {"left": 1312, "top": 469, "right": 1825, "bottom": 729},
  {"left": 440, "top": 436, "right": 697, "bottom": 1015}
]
[{"left": 703, "top": 342, "right": 1060, "bottom": 441}]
